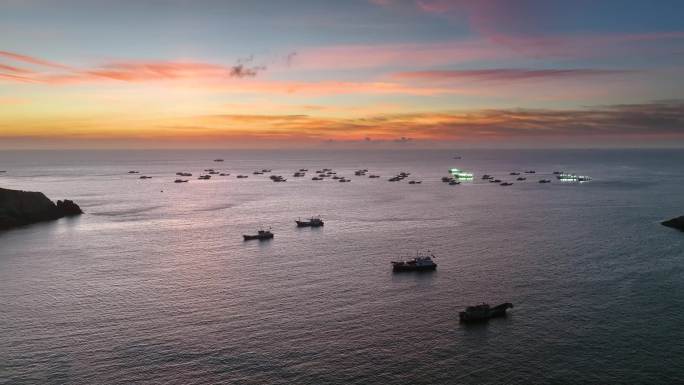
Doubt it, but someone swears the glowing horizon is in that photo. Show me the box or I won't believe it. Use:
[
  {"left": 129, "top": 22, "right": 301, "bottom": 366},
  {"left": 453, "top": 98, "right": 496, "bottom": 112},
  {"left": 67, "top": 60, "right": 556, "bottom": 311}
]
[{"left": 1, "top": 0, "right": 683, "bottom": 149}]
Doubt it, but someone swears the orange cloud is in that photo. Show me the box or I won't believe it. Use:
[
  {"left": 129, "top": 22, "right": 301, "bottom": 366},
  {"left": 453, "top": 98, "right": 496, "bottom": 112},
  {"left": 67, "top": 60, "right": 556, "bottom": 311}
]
[{"left": 4, "top": 101, "right": 681, "bottom": 147}]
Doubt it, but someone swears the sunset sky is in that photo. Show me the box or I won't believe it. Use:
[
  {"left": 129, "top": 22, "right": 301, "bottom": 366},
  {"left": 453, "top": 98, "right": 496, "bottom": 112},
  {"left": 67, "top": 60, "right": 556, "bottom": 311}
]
[{"left": 1, "top": 0, "right": 683, "bottom": 148}]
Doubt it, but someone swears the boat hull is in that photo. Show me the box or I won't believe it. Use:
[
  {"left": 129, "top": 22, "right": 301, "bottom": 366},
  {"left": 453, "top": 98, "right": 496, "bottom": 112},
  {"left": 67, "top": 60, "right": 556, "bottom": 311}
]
[
  {"left": 392, "top": 264, "right": 436, "bottom": 272},
  {"left": 296, "top": 221, "right": 324, "bottom": 227},
  {"left": 459, "top": 303, "right": 513, "bottom": 322},
  {"left": 243, "top": 234, "right": 274, "bottom": 241}
]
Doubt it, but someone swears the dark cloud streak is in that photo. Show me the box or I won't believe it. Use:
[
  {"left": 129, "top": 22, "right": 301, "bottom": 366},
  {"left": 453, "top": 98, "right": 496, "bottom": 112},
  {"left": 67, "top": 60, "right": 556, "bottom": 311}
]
[{"left": 393, "top": 68, "right": 634, "bottom": 82}]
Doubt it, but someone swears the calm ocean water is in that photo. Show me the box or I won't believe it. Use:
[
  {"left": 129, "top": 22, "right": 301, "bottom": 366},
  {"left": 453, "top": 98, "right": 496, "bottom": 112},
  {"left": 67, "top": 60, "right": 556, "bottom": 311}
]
[{"left": 1, "top": 149, "right": 683, "bottom": 384}]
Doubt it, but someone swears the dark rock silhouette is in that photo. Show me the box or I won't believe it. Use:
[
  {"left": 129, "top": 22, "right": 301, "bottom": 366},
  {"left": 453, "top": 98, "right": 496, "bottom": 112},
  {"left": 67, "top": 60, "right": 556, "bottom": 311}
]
[
  {"left": 0, "top": 188, "right": 83, "bottom": 230},
  {"left": 662, "top": 216, "right": 684, "bottom": 232}
]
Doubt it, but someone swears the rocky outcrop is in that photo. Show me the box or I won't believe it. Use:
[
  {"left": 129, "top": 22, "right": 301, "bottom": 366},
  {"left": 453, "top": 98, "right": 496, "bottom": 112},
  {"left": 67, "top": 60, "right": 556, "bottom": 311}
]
[
  {"left": 661, "top": 216, "right": 684, "bottom": 232},
  {"left": 0, "top": 188, "right": 83, "bottom": 231}
]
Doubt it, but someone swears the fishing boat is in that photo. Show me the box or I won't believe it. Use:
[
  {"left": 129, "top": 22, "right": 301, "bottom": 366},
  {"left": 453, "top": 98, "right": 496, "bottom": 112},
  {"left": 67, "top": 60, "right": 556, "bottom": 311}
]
[
  {"left": 449, "top": 168, "right": 473, "bottom": 180},
  {"left": 459, "top": 303, "right": 513, "bottom": 322},
  {"left": 296, "top": 216, "right": 324, "bottom": 227},
  {"left": 557, "top": 173, "right": 592, "bottom": 182},
  {"left": 391, "top": 251, "right": 437, "bottom": 272},
  {"left": 243, "top": 229, "right": 274, "bottom": 241}
]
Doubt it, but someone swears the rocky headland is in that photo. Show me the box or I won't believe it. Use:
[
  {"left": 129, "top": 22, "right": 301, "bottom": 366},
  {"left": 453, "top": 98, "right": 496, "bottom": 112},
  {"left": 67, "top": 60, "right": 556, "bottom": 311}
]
[
  {"left": 661, "top": 216, "right": 684, "bottom": 232},
  {"left": 0, "top": 187, "right": 82, "bottom": 231}
]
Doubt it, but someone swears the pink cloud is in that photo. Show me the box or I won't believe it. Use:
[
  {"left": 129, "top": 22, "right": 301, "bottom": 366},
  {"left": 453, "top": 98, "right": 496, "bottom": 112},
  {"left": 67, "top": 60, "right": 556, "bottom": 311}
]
[
  {"left": 0, "top": 54, "right": 267, "bottom": 85},
  {"left": 0, "top": 73, "right": 37, "bottom": 83},
  {"left": 372, "top": 1, "right": 684, "bottom": 58},
  {"left": 287, "top": 31, "right": 684, "bottom": 72},
  {"left": 0, "top": 51, "right": 471, "bottom": 96},
  {"left": 0, "top": 63, "right": 33, "bottom": 73},
  {"left": 82, "top": 60, "right": 263, "bottom": 81},
  {"left": 0, "top": 50, "right": 71, "bottom": 69}
]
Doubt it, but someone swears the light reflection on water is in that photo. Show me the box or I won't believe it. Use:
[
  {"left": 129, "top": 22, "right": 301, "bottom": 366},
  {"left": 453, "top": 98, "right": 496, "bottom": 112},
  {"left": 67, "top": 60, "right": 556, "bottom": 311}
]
[{"left": 1, "top": 149, "right": 683, "bottom": 384}]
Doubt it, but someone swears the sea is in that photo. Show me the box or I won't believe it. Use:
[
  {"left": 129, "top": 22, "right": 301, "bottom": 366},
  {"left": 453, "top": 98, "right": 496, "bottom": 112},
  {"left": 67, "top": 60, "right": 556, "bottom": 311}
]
[{"left": 1, "top": 149, "right": 683, "bottom": 384}]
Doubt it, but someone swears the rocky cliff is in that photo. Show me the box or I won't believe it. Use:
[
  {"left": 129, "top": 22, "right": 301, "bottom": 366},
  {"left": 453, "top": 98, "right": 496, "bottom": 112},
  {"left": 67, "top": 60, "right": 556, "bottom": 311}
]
[
  {"left": 0, "top": 188, "right": 82, "bottom": 230},
  {"left": 662, "top": 216, "right": 684, "bottom": 232}
]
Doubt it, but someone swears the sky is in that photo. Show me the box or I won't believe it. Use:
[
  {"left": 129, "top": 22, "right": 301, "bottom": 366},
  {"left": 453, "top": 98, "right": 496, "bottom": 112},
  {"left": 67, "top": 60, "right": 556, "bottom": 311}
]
[{"left": 1, "top": 0, "right": 684, "bottom": 149}]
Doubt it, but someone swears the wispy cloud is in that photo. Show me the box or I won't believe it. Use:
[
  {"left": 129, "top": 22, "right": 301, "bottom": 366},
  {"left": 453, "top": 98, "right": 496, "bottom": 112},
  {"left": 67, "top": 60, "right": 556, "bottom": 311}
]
[
  {"left": 0, "top": 51, "right": 469, "bottom": 96},
  {"left": 369, "top": 1, "right": 684, "bottom": 59},
  {"left": 0, "top": 63, "right": 33, "bottom": 73},
  {"left": 229, "top": 64, "right": 265, "bottom": 78},
  {"left": 0, "top": 51, "right": 267, "bottom": 84},
  {"left": 393, "top": 68, "right": 634, "bottom": 82},
  {"left": 0, "top": 50, "right": 71, "bottom": 69},
  {"left": 291, "top": 40, "right": 507, "bottom": 70},
  {"left": 84, "top": 60, "right": 265, "bottom": 82},
  {"left": 289, "top": 31, "right": 684, "bottom": 72}
]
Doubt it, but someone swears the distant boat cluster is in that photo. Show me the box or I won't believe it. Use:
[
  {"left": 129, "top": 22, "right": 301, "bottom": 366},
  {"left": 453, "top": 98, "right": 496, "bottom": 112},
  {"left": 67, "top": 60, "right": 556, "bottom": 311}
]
[{"left": 124, "top": 155, "right": 592, "bottom": 191}]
